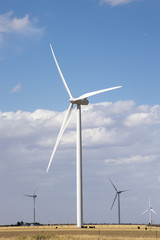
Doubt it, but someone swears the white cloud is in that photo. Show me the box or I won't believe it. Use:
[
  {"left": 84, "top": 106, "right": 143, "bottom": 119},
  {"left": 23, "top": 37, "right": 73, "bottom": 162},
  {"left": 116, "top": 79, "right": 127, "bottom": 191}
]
[
  {"left": 1, "top": 100, "right": 160, "bottom": 225},
  {"left": 10, "top": 83, "right": 22, "bottom": 93},
  {"left": 1, "top": 100, "right": 160, "bottom": 156},
  {"left": 0, "top": 11, "right": 43, "bottom": 41},
  {"left": 105, "top": 154, "right": 157, "bottom": 165},
  {"left": 100, "top": 0, "right": 133, "bottom": 6},
  {"left": 124, "top": 105, "right": 160, "bottom": 126}
]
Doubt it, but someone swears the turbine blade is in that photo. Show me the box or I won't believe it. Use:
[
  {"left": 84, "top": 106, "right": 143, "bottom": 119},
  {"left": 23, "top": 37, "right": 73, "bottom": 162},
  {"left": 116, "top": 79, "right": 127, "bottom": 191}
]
[
  {"left": 46, "top": 103, "right": 73, "bottom": 172},
  {"left": 111, "top": 193, "right": 117, "bottom": 210},
  {"left": 33, "top": 185, "right": 39, "bottom": 195},
  {"left": 119, "top": 189, "right": 128, "bottom": 194},
  {"left": 50, "top": 44, "right": 73, "bottom": 99},
  {"left": 78, "top": 86, "right": 122, "bottom": 100},
  {"left": 142, "top": 209, "right": 149, "bottom": 215},
  {"left": 151, "top": 209, "right": 157, "bottom": 215},
  {"left": 109, "top": 178, "right": 118, "bottom": 192},
  {"left": 24, "top": 194, "right": 33, "bottom": 198}
]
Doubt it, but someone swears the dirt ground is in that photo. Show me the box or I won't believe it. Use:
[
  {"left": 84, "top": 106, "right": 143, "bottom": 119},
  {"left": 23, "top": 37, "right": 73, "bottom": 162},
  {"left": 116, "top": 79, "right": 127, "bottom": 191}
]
[{"left": 0, "top": 224, "right": 159, "bottom": 239}]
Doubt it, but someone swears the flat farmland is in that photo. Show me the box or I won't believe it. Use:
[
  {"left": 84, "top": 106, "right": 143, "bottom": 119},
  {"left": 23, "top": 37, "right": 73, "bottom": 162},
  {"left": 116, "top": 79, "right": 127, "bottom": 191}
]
[{"left": 0, "top": 224, "right": 160, "bottom": 239}]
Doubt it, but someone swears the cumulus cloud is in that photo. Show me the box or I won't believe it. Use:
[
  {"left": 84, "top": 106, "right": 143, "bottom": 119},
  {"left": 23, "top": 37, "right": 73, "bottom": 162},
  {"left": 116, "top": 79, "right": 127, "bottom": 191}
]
[
  {"left": 105, "top": 154, "right": 158, "bottom": 165},
  {"left": 1, "top": 100, "right": 160, "bottom": 225},
  {"left": 10, "top": 83, "right": 22, "bottom": 93},
  {"left": 0, "top": 11, "right": 43, "bottom": 41},
  {"left": 100, "top": 0, "right": 133, "bottom": 6},
  {"left": 2, "top": 100, "right": 160, "bottom": 162},
  {"left": 124, "top": 105, "right": 160, "bottom": 126}
]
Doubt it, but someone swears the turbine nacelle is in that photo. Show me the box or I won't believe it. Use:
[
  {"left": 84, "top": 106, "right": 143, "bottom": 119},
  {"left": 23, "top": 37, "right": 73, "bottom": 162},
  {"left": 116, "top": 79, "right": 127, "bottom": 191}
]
[{"left": 69, "top": 98, "right": 89, "bottom": 105}]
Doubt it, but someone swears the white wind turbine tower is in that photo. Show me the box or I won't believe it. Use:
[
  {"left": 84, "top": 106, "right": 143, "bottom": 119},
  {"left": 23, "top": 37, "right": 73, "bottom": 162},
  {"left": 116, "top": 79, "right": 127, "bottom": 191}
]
[
  {"left": 24, "top": 186, "right": 38, "bottom": 224},
  {"left": 143, "top": 197, "right": 157, "bottom": 225},
  {"left": 46, "top": 43, "right": 122, "bottom": 228},
  {"left": 109, "top": 178, "right": 128, "bottom": 224}
]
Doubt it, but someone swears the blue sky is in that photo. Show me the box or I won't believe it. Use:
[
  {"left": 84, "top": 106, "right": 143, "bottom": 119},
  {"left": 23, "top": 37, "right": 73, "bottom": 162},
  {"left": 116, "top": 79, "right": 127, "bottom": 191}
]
[
  {"left": 1, "top": 0, "right": 160, "bottom": 225},
  {"left": 1, "top": 0, "right": 160, "bottom": 112}
]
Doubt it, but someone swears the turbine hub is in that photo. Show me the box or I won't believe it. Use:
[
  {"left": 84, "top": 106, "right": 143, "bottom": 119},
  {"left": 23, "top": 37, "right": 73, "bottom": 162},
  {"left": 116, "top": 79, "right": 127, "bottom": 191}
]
[{"left": 69, "top": 98, "right": 89, "bottom": 105}]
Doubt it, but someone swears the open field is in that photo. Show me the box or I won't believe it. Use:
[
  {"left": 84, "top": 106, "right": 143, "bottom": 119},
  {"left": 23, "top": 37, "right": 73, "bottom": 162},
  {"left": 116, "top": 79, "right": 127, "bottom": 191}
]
[{"left": 0, "top": 224, "right": 160, "bottom": 240}]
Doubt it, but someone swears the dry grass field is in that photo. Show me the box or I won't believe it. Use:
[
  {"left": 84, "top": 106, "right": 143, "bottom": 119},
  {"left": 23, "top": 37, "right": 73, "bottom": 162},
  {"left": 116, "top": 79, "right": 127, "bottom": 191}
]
[{"left": 0, "top": 224, "right": 160, "bottom": 240}]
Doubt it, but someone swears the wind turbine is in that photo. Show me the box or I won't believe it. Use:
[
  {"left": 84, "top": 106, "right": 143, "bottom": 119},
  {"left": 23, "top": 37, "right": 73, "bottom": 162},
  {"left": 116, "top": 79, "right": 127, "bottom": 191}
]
[
  {"left": 24, "top": 186, "right": 38, "bottom": 224},
  {"left": 109, "top": 178, "right": 127, "bottom": 224},
  {"left": 46, "top": 43, "right": 122, "bottom": 228},
  {"left": 143, "top": 197, "right": 157, "bottom": 225}
]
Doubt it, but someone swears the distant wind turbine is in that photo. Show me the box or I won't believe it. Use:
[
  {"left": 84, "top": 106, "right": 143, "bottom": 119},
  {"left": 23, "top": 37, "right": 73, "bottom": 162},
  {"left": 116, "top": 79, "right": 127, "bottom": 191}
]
[
  {"left": 46, "top": 43, "right": 122, "bottom": 228},
  {"left": 109, "top": 178, "right": 128, "bottom": 224},
  {"left": 24, "top": 186, "right": 38, "bottom": 224},
  {"left": 143, "top": 197, "right": 157, "bottom": 225}
]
